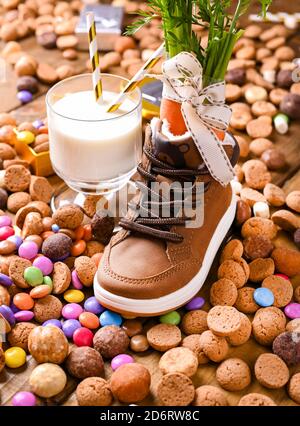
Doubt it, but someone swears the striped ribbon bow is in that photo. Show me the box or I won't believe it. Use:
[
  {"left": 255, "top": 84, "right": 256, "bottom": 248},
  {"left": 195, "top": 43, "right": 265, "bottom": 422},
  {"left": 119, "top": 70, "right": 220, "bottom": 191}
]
[{"left": 158, "top": 52, "right": 235, "bottom": 186}]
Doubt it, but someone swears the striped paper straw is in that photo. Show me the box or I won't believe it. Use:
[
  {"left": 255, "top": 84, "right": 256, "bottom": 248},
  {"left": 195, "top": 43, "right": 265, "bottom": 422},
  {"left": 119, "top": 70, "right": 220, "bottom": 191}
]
[
  {"left": 86, "top": 12, "right": 103, "bottom": 104},
  {"left": 107, "top": 43, "right": 165, "bottom": 113}
]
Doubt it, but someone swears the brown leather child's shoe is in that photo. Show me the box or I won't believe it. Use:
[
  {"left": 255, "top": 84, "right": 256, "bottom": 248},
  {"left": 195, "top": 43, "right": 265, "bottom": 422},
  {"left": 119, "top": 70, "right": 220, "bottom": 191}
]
[{"left": 94, "top": 119, "right": 239, "bottom": 316}]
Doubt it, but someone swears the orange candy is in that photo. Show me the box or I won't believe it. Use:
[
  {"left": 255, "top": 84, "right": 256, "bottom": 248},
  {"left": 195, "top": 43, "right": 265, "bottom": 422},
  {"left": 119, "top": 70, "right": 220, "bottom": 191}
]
[
  {"left": 41, "top": 231, "right": 54, "bottom": 240},
  {"left": 79, "top": 312, "right": 100, "bottom": 329},
  {"left": 91, "top": 252, "right": 102, "bottom": 267},
  {"left": 13, "top": 293, "right": 34, "bottom": 310},
  {"left": 38, "top": 126, "right": 48, "bottom": 134},
  {"left": 74, "top": 226, "right": 85, "bottom": 241},
  {"left": 30, "top": 284, "right": 51, "bottom": 299},
  {"left": 70, "top": 239, "right": 86, "bottom": 257},
  {"left": 83, "top": 224, "right": 92, "bottom": 242}
]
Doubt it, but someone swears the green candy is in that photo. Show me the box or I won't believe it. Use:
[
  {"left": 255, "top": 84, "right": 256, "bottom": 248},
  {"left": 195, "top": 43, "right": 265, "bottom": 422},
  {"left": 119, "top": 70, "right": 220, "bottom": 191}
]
[
  {"left": 24, "top": 266, "right": 44, "bottom": 287},
  {"left": 159, "top": 311, "right": 181, "bottom": 325},
  {"left": 43, "top": 275, "right": 53, "bottom": 289}
]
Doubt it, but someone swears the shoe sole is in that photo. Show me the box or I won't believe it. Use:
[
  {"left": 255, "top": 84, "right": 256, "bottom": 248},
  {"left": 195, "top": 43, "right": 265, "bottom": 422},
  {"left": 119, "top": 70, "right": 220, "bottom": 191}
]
[{"left": 94, "top": 195, "right": 237, "bottom": 317}]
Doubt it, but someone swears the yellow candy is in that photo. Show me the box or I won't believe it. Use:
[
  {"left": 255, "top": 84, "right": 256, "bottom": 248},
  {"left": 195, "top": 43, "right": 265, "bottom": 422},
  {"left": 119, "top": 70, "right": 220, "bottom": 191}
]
[
  {"left": 5, "top": 347, "right": 26, "bottom": 368},
  {"left": 64, "top": 289, "right": 85, "bottom": 303},
  {"left": 17, "top": 130, "right": 35, "bottom": 145}
]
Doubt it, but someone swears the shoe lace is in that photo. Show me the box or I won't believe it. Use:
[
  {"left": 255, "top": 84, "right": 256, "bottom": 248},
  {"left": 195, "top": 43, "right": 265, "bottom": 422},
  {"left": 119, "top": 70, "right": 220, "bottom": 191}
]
[{"left": 119, "top": 145, "right": 211, "bottom": 243}]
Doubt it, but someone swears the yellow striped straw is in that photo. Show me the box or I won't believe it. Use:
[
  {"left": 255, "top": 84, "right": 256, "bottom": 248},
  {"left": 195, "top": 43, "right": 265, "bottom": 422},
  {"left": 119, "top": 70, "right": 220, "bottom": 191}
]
[
  {"left": 86, "top": 12, "right": 103, "bottom": 104},
  {"left": 107, "top": 43, "right": 165, "bottom": 113}
]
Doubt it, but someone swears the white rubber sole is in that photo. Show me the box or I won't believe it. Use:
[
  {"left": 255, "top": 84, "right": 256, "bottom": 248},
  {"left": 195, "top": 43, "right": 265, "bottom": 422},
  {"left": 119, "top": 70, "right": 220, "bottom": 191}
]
[{"left": 94, "top": 195, "right": 237, "bottom": 316}]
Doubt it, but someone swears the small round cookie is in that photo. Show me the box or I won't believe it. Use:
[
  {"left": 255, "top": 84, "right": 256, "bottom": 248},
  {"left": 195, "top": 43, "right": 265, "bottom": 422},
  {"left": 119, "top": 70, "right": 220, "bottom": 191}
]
[
  {"left": 52, "top": 262, "right": 71, "bottom": 294},
  {"left": 29, "top": 176, "right": 53, "bottom": 203},
  {"left": 216, "top": 358, "right": 251, "bottom": 391},
  {"left": 181, "top": 310, "right": 208, "bottom": 335},
  {"left": 207, "top": 306, "right": 241, "bottom": 337},
  {"left": 262, "top": 275, "right": 293, "bottom": 308},
  {"left": 52, "top": 204, "right": 84, "bottom": 229},
  {"left": 199, "top": 330, "right": 229, "bottom": 362},
  {"left": 220, "top": 239, "right": 244, "bottom": 263},
  {"left": 159, "top": 347, "right": 198, "bottom": 377},
  {"left": 252, "top": 307, "right": 286, "bottom": 346},
  {"left": 272, "top": 331, "right": 300, "bottom": 365},
  {"left": 238, "top": 393, "right": 276, "bottom": 406},
  {"left": 9, "top": 257, "right": 31, "bottom": 289},
  {"left": 74, "top": 256, "right": 97, "bottom": 287},
  {"left": 234, "top": 287, "right": 259, "bottom": 314},
  {"left": 33, "top": 295, "right": 63, "bottom": 323},
  {"left": 147, "top": 324, "right": 182, "bottom": 352},
  {"left": 255, "top": 353, "right": 289, "bottom": 389},
  {"left": 210, "top": 278, "right": 238, "bottom": 306},
  {"left": 110, "top": 363, "right": 151, "bottom": 403},
  {"left": 218, "top": 260, "right": 247, "bottom": 288},
  {"left": 288, "top": 373, "right": 300, "bottom": 404},
  {"left": 7, "top": 322, "right": 36, "bottom": 352},
  {"left": 7, "top": 192, "right": 31, "bottom": 214},
  {"left": 241, "top": 217, "right": 277, "bottom": 240},
  {"left": 249, "top": 258, "right": 275, "bottom": 283},
  {"left": 243, "top": 235, "right": 274, "bottom": 260},
  {"left": 181, "top": 334, "right": 209, "bottom": 364},
  {"left": 157, "top": 373, "right": 195, "bottom": 406},
  {"left": 76, "top": 377, "right": 113, "bottom": 406},
  {"left": 4, "top": 165, "right": 31, "bottom": 192},
  {"left": 286, "top": 319, "right": 300, "bottom": 333},
  {"left": 193, "top": 385, "right": 228, "bottom": 406},
  {"left": 227, "top": 313, "right": 252, "bottom": 346}
]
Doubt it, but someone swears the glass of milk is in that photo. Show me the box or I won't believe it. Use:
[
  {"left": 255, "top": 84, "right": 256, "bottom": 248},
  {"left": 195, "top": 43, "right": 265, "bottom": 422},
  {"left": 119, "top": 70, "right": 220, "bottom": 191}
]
[{"left": 46, "top": 73, "right": 142, "bottom": 197}]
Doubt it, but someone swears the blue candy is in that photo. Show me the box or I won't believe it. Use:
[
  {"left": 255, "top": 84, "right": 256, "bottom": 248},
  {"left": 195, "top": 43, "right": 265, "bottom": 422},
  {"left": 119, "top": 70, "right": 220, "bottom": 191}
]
[
  {"left": 51, "top": 224, "right": 60, "bottom": 233},
  {"left": 253, "top": 287, "right": 274, "bottom": 307},
  {"left": 100, "top": 310, "right": 122, "bottom": 327}
]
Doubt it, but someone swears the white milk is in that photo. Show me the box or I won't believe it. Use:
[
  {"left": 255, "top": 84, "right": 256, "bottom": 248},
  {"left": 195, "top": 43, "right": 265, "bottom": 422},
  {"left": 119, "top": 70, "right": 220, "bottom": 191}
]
[{"left": 48, "top": 90, "right": 142, "bottom": 182}]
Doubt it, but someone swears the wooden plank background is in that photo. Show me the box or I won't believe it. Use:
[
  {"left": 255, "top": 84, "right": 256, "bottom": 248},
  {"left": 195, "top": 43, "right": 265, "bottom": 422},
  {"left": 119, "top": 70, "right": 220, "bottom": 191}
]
[{"left": 0, "top": 0, "right": 300, "bottom": 407}]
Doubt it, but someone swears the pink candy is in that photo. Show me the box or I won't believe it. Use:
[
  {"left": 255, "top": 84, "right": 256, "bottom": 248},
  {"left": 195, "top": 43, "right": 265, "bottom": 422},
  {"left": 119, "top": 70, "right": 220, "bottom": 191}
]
[
  {"left": 15, "top": 310, "right": 34, "bottom": 322},
  {"left": 275, "top": 273, "right": 290, "bottom": 281},
  {"left": 0, "top": 215, "right": 12, "bottom": 228},
  {"left": 284, "top": 303, "right": 300, "bottom": 319},
  {"left": 71, "top": 270, "right": 83, "bottom": 290},
  {"left": 0, "top": 226, "right": 14, "bottom": 241},
  {"left": 33, "top": 256, "right": 53, "bottom": 275},
  {"left": 62, "top": 303, "right": 83, "bottom": 319},
  {"left": 18, "top": 241, "right": 39, "bottom": 260},
  {"left": 12, "top": 391, "right": 36, "bottom": 406},
  {"left": 111, "top": 354, "right": 134, "bottom": 371}
]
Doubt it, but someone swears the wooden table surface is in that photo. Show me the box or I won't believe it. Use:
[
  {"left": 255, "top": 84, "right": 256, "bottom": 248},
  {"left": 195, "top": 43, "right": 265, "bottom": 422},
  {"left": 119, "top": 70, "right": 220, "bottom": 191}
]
[{"left": 0, "top": 0, "right": 300, "bottom": 407}]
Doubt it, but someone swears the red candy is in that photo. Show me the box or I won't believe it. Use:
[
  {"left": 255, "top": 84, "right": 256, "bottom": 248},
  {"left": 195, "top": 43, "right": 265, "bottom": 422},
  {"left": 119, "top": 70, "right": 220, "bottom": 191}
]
[
  {"left": 0, "top": 226, "right": 14, "bottom": 241},
  {"left": 73, "top": 327, "right": 93, "bottom": 347}
]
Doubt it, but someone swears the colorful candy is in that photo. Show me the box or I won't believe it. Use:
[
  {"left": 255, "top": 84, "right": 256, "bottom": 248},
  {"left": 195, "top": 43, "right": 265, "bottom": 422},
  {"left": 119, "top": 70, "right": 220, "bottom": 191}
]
[
  {"left": 62, "top": 319, "right": 81, "bottom": 338},
  {"left": 14, "top": 310, "right": 34, "bottom": 322},
  {"left": 100, "top": 310, "right": 122, "bottom": 327},
  {"left": 0, "top": 226, "right": 14, "bottom": 241},
  {"left": 253, "top": 287, "right": 274, "bottom": 307},
  {"left": 79, "top": 312, "right": 100, "bottom": 329},
  {"left": 16, "top": 130, "right": 35, "bottom": 145},
  {"left": 159, "top": 311, "right": 181, "bottom": 325},
  {"left": 43, "top": 319, "right": 62, "bottom": 328},
  {"left": 30, "top": 284, "right": 51, "bottom": 299},
  {"left": 12, "top": 391, "right": 36, "bottom": 406},
  {"left": 13, "top": 293, "right": 34, "bottom": 310},
  {"left": 185, "top": 297, "right": 205, "bottom": 311},
  {"left": 0, "top": 216, "right": 12, "bottom": 228},
  {"left": 17, "top": 90, "right": 33, "bottom": 104},
  {"left": 284, "top": 303, "right": 300, "bottom": 319},
  {"left": 32, "top": 256, "right": 53, "bottom": 275},
  {"left": 62, "top": 303, "right": 83, "bottom": 320},
  {"left": 64, "top": 289, "right": 85, "bottom": 303},
  {"left": 18, "top": 241, "right": 39, "bottom": 260},
  {"left": 111, "top": 354, "right": 134, "bottom": 371},
  {"left": 0, "top": 273, "right": 13, "bottom": 287},
  {"left": 5, "top": 347, "right": 26, "bottom": 368},
  {"left": 0, "top": 305, "right": 15, "bottom": 326},
  {"left": 84, "top": 296, "right": 104, "bottom": 315},
  {"left": 71, "top": 270, "right": 83, "bottom": 290},
  {"left": 24, "top": 266, "right": 44, "bottom": 286},
  {"left": 73, "top": 327, "right": 93, "bottom": 347},
  {"left": 7, "top": 235, "right": 23, "bottom": 249}
]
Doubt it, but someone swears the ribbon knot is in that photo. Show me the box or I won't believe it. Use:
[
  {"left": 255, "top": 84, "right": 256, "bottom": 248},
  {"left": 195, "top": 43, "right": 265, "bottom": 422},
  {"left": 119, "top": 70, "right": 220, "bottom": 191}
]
[{"left": 152, "top": 51, "right": 235, "bottom": 186}]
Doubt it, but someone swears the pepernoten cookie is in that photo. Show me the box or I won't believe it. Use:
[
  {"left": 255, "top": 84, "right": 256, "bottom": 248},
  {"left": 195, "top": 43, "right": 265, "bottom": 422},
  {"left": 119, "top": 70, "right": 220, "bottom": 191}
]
[
  {"left": 199, "top": 330, "right": 228, "bottom": 362},
  {"left": 255, "top": 353, "right": 289, "bottom": 389},
  {"left": 262, "top": 275, "right": 293, "bottom": 308},
  {"left": 74, "top": 256, "right": 97, "bottom": 287},
  {"left": 147, "top": 324, "right": 181, "bottom": 352},
  {"left": 9, "top": 257, "right": 31, "bottom": 289},
  {"left": 4, "top": 165, "right": 31, "bottom": 192},
  {"left": 238, "top": 393, "right": 276, "bottom": 406},
  {"left": 181, "top": 334, "right": 209, "bottom": 364},
  {"left": 217, "top": 260, "right": 248, "bottom": 288},
  {"left": 207, "top": 306, "right": 241, "bottom": 337},
  {"left": 288, "top": 373, "right": 300, "bottom": 404},
  {"left": 157, "top": 373, "right": 195, "bottom": 406},
  {"left": 220, "top": 239, "right": 243, "bottom": 263},
  {"left": 227, "top": 313, "right": 252, "bottom": 346},
  {"left": 252, "top": 307, "right": 286, "bottom": 346},
  {"left": 29, "top": 176, "right": 53, "bottom": 203},
  {"left": 180, "top": 310, "right": 208, "bottom": 335},
  {"left": 210, "top": 278, "right": 238, "bottom": 306},
  {"left": 193, "top": 385, "right": 228, "bottom": 407},
  {"left": 249, "top": 258, "right": 275, "bottom": 282},
  {"left": 216, "top": 358, "right": 251, "bottom": 391},
  {"left": 33, "top": 295, "right": 63, "bottom": 323},
  {"left": 234, "top": 287, "right": 259, "bottom": 314},
  {"left": 52, "top": 261, "right": 71, "bottom": 294},
  {"left": 159, "top": 347, "right": 198, "bottom": 377}
]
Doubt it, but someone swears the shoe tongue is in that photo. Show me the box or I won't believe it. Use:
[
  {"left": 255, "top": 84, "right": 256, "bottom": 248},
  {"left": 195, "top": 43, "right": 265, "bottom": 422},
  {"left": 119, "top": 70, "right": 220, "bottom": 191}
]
[{"left": 151, "top": 119, "right": 236, "bottom": 171}]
